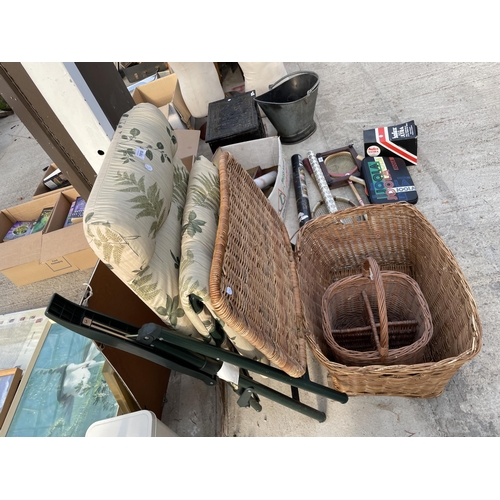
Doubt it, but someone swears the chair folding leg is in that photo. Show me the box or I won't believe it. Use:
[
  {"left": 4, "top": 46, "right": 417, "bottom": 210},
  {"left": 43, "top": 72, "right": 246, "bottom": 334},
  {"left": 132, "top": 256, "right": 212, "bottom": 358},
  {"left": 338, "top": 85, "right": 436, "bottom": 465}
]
[
  {"left": 45, "top": 293, "right": 348, "bottom": 423},
  {"left": 237, "top": 374, "right": 327, "bottom": 422}
]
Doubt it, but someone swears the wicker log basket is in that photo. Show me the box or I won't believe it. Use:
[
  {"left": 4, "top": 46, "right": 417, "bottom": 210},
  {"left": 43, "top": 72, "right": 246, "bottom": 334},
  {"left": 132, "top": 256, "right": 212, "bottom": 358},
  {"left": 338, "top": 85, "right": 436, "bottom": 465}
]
[
  {"left": 322, "top": 256, "right": 433, "bottom": 367},
  {"left": 297, "top": 204, "right": 482, "bottom": 397},
  {"left": 211, "top": 152, "right": 482, "bottom": 397}
]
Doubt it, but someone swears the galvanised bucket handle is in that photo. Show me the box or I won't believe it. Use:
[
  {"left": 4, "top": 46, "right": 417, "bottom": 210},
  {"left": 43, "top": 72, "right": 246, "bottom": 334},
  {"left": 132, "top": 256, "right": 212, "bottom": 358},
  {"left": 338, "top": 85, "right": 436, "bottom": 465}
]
[{"left": 268, "top": 70, "right": 320, "bottom": 95}]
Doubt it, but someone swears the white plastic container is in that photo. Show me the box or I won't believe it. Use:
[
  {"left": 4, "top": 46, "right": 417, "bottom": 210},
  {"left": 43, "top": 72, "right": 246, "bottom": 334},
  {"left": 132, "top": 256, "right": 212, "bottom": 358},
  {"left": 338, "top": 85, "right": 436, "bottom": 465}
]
[{"left": 85, "top": 410, "right": 178, "bottom": 437}]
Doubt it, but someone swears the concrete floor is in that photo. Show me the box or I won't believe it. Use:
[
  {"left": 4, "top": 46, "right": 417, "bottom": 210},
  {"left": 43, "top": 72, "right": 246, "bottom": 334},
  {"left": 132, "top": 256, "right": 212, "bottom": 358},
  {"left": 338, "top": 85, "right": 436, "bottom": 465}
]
[
  {"left": 170, "top": 62, "right": 500, "bottom": 437},
  {"left": 1, "top": 62, "right": 499, "bottom": 437}
]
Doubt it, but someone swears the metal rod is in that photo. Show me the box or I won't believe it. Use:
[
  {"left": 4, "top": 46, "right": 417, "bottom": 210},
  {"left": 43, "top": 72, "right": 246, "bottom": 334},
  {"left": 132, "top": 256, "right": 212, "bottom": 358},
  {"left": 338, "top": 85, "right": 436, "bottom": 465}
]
[
  {"left": 142, "top": 323, "right": 348, "bottom": 405},
  {"left": 238, "top": 375, "right": 327, "bottom": 423}
]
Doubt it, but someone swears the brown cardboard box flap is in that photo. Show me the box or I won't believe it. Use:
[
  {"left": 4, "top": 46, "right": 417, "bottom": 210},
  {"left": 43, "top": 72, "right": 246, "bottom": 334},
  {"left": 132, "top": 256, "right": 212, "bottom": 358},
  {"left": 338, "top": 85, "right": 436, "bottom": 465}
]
[
  {"left": 175, "top": 129, "right": 200, "bottom": 160},
  {"left": 40, "top": 222, "right": 90, "bottom": 264},
  {"left": 0, "top": 231, "right": 43, "bottom": 270},
  {"left": 131, "top": 74, "right": 192, "bottom": 128}
]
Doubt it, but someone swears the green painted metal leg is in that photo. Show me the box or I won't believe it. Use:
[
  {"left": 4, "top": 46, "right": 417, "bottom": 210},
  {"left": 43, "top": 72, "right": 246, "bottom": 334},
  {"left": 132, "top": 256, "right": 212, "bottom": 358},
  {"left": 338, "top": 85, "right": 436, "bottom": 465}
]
[{"left": 45, "top": 294, "right": 347, "bottom": 424}]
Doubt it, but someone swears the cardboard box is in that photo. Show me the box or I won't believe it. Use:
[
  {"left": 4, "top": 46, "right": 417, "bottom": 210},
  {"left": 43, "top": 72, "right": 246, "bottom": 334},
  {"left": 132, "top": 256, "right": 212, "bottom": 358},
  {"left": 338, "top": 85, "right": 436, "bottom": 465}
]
[
  {"left": 363, "top": 120, "right": 418, "bottom": 166},
  {"left": 175, "top": 129, "right": 200, "bottom": 160},
  {"left": 84, "top": 260, "right": 172, "bottom": 418},
  {"left": 0, "top": 192, "right": 62, "bottom": 286},
  {"left": 40, "top": 188, "right": 97, "bottom": 274},
  {"left": 174, "top": 129, "right": 200, "bottom": 173},
  {"left": 181, "top": 156, "right": 195, "bottom": 173},
  {"left": 33, "top": 163, "right": 72, "bottom": 199},
  {"left": 360, "top": 156, "right": 418, "bottom": 204},
  {"left": 212, "top": 136, "right": 291, "bottom": 221},
  {"left": 132, "top": 73, "right": 192, "bottom": 130},
  {"left": 0, "top": 189, "right": 97, "bottom": 286}
]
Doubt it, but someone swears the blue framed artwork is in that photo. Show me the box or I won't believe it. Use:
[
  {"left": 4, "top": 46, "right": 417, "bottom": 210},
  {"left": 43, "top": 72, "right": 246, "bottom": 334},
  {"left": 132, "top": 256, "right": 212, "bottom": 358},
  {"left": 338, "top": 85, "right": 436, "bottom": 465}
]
[{"left": 3, "top": 322, "right": 119, "bottom": 437}]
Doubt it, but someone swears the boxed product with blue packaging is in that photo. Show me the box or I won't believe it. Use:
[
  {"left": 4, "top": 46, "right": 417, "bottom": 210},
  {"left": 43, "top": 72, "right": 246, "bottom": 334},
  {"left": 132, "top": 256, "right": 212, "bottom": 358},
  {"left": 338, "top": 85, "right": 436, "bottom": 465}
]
[{"left": 360, "top": 156, "right": 418, "bottom": 204}]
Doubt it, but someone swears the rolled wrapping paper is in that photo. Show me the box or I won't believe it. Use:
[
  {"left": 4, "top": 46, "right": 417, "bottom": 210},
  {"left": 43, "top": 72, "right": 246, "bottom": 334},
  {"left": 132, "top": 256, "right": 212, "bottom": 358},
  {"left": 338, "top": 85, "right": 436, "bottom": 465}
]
[
  {"left": 291, "top": 154, "right": 312, "bottom": 227},
  {"left": 254, "top": 170, "right": 277, "bottom": 190},
  {"left": 307, "top": 150, "right": 338, "bottom": 213}
]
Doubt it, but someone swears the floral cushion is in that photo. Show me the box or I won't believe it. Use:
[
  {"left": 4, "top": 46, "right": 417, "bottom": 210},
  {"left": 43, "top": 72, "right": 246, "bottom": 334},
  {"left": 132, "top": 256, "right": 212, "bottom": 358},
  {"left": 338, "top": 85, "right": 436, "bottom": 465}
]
[
  {"left": 179, "top": 156, "right": 269, "bottom": 362},
  {"left": 84, "top": 103, "right": 198, "bottom": 337}
]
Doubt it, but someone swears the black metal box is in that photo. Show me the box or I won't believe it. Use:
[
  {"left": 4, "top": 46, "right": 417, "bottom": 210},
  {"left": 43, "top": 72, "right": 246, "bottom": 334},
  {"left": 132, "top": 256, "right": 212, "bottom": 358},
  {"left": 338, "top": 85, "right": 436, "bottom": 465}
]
[{"left": 205, "top": 91, "right": 266, "bottom": 153}]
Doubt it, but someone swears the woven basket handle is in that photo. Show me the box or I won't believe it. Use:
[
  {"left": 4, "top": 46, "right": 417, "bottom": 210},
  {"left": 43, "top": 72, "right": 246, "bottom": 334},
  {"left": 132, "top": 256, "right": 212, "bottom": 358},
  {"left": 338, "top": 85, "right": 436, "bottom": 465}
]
[{"left": 362, "top": 257, "right": 389, "bottom": 360}]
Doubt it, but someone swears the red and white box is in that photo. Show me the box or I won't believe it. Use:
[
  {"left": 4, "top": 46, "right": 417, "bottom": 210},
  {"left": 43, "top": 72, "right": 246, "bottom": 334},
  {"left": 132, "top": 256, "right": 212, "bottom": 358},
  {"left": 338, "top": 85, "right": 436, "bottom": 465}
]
[{"left": 363, "top": 121, "right": 418, "bottom": 166}]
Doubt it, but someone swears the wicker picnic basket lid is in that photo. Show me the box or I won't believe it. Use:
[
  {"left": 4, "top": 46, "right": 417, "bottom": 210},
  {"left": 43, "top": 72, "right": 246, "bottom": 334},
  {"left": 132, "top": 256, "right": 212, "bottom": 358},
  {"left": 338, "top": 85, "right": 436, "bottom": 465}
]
[
  {"left": 209, "top": 151, "right": 307, "bottom": 378},
  {"left": 322, "top": 256, "right": 433, "bottom": 367}
]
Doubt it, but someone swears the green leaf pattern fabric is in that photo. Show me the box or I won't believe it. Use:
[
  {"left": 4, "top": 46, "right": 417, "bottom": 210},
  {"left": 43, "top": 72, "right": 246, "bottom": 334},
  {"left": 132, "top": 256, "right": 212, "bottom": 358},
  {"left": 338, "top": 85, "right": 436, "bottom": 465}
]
[
  {"left": 84, "top": 103, "right": 199, "bottom": 337},
  {"left": 179, "top": 156, "right": 270, "bottom": 362},
  {"left": 83, "top": 103, "right": 270, "bottom": 357}
]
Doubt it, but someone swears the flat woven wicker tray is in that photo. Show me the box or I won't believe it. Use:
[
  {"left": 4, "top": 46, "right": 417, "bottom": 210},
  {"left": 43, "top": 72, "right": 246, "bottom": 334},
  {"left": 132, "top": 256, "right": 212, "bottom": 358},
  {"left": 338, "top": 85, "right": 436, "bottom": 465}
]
[{"left": 209, "top": 152, "right": 307, "bottom": 378}]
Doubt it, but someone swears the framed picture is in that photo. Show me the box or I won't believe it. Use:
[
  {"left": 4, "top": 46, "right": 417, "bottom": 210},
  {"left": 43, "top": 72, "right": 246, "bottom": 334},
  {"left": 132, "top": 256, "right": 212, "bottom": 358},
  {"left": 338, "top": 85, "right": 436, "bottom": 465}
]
[
  {"left": 1, "top": 322, "right": 119, "bottom": 437},
  {"left": 0, "top": 368, "right": 22, "bottom": 429}
]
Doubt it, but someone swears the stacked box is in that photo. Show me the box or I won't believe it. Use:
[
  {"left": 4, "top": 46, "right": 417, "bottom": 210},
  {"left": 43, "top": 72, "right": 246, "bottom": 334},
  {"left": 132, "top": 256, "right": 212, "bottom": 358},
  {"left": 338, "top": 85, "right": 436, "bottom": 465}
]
[
  {"left": 211, "top": 136, "right": 290, "bottom": 222},
  {"left": 363, "top": 121, "right": 418, "bottom": 166},
  {"left": 205, "top": 91, "right": 266, "bottom": 153}
]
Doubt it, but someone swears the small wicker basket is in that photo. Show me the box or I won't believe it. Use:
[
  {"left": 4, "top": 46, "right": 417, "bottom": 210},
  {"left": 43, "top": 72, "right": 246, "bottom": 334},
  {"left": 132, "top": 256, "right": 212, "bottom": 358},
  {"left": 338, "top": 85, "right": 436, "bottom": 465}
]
[{"left": 322, "top": 257, "right": 433, "bottom": 367}]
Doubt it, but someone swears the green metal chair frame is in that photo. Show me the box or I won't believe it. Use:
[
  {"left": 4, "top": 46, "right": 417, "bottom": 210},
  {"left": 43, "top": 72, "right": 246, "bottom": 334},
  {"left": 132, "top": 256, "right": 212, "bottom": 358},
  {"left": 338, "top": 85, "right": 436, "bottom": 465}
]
[{"left": 45, "top": 293, "right": 348, "bottom": 423}]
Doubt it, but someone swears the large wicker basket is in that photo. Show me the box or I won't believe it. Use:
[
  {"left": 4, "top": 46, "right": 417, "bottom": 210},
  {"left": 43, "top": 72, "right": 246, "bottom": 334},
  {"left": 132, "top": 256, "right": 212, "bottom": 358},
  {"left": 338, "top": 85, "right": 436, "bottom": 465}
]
[
  {"left": 210, "top": 152, "right": 482, "bottom": 397},
  {"left": 322, "top": 257, "right": 433, "bottom": 367},
  {"left": 297, "top": 204, "right": 482, "bottom": 397}
]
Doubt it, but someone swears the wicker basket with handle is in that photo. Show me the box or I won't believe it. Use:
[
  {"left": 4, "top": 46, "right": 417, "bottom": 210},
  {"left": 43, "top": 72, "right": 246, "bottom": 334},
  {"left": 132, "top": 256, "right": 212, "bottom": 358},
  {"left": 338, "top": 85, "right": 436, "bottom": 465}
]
[
  {"left": 322, "top": 256, "right": 433, "bottom": 367},
  {"left": 296, "top": 204, "right": 482, "bottom": 397}
]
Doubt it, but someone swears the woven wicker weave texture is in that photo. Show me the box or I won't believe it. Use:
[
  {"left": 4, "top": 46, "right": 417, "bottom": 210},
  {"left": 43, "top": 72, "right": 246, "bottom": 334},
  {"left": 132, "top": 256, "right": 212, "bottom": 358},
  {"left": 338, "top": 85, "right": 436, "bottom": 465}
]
[
  {"left": 295, "top": 203, "right": 482, "bottom": 397},
  {"left": 322, "top": 256, "right": 433, "bottom": 366},
  {"left": 209, "top": 152, "right": 307, "bottom": 378},
  {"left": 209, "top": 152, "right": 481, "bottom": 395}
]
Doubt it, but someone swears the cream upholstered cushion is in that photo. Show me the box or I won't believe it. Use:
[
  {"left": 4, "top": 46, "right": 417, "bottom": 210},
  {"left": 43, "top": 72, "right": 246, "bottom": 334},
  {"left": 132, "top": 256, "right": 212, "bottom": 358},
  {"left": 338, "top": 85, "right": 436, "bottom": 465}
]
[
  {"left": 84, "top": 103, "right": 198, "bottom": 337},
  {"left": 238, "top": 62, "right": 287, "bottom": 98},
  {"left": 179, "top": 156, "right": 269, "bottom": 362}
]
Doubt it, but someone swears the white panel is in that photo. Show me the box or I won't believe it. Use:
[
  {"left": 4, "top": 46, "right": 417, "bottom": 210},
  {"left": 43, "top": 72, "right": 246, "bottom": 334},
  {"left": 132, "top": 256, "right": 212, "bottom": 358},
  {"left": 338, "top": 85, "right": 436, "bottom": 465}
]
[
  {"left": 21, "top": 62, "right": 111, "bottom": 174},
  {"left": 63, "top": 62, "right": 115, "bottom": 140}
]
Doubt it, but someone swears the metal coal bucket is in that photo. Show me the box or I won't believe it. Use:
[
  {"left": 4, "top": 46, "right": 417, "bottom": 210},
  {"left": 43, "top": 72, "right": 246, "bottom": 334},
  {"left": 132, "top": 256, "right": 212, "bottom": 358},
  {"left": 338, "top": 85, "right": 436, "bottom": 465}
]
[{"left": 254, "top": 71, "right": 319, "bottom": 144}]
